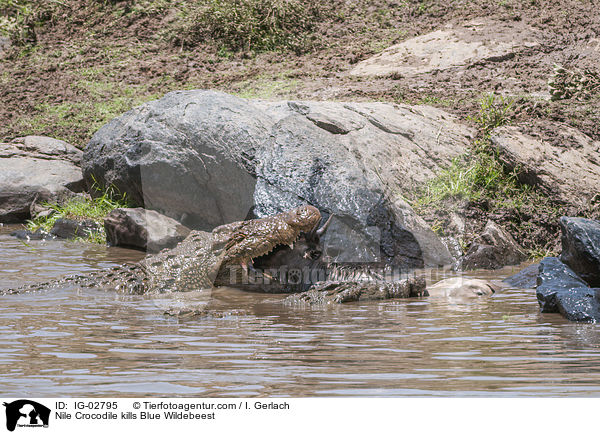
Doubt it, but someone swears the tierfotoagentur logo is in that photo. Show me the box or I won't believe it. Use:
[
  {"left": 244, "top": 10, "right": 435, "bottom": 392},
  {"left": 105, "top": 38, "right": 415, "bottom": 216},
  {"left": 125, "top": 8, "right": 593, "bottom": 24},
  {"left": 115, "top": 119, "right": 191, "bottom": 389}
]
[{"left": 3, "top": 400, "right": 50, "bottom": 432}]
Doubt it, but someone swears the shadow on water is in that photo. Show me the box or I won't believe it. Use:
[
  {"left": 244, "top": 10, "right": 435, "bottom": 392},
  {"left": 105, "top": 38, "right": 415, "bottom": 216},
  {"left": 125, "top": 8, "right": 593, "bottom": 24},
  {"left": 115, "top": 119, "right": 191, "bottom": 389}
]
[{"left": 2, "top": 224, "right": 600, "bottom": 397}]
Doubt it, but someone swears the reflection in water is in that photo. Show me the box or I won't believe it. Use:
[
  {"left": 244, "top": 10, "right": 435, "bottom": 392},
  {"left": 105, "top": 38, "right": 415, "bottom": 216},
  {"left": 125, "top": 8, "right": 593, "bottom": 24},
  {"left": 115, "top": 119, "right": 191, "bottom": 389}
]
[{"left": 1, "top": 224, "right": 600, "bottom": 397}]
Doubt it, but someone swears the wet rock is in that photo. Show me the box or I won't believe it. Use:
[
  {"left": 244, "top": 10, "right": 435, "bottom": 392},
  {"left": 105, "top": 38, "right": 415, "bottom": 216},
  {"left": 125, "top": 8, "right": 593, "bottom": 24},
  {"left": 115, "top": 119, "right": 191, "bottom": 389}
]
[
  {"left": 284, "top": 277, "right": 427, "bottom": 305},
  {"left": 427, "top": 277, "right": 499, "bottom": 297},
  {"left": 104, "top": 208, "right": 191, "bottom": 252},
  {"left": 10, "top": 228, "right": 55, "bottom": 241},
  {"left": 84, "top": 90, "right": 475, "bottom": 268},
  {"left": 536, "top": 257, "right": 600, "bottom": 323},
  {"left": 50, "top": 218, "right": 100, "bottom": 239},
  {"left": 0, "top": 137, "right": 85, "bottom": 223},
  {"left": 490, "top": 124, "right": 600, "bottom": 207},
  {"left": 461, "top": 220, "right": 527, "bottom": 270},
  {"left": 503, "top": 262, "right": 540, "bottom": 288},
  {"left": 350, "top": 19, "right": 539, "bottom": 77},
  {"left": 559, "top": 217, "right": 600, "bottom": 287}
]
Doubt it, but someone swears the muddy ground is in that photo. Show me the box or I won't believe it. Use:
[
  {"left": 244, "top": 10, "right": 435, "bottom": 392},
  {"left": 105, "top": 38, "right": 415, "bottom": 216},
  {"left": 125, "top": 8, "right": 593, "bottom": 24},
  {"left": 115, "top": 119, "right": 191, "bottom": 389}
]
[{"left": 0, "top": 0, "right": 598, "bottom": 256}]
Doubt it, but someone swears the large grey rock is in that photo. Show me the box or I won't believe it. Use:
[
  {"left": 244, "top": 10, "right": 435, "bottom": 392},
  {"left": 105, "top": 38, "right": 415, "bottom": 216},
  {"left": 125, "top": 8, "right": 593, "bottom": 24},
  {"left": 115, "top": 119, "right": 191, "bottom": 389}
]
[
  {"left": 350, "top": 19, "right": 539, "bottom": 77},
  {"left": 104, "top": 208, "right": 191, "bottom": 252},
  {"left": 490, "top": 125, "right": 600, "bottom": 206},
  {"left": 461, "top": 220, "right": 527, "bottom": 270},
  {"left": 559, "top": 217, "right": 600, "bottom": 287},
  {"left": 536, "top": 257, "right": 600, "bottom": 323},
  {"left": 0, "top": 137, "right": 85, "bottom": 223},
  {"left": 84, "top": 90, "right": 475, "bottom": 268}
]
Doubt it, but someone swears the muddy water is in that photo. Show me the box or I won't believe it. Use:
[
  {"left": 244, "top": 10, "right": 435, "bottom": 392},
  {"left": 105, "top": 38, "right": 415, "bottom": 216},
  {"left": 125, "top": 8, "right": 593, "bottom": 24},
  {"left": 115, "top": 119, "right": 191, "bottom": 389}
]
[{"left": 1, "top": 224, "right": 600, "bottom": 397}]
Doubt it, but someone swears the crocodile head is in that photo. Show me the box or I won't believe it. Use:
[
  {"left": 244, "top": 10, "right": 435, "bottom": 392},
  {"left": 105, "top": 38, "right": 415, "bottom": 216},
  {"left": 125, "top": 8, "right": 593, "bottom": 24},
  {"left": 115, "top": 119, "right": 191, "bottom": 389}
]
[{"left": 212, "top": 205, "right": 322, "bottom": 280}]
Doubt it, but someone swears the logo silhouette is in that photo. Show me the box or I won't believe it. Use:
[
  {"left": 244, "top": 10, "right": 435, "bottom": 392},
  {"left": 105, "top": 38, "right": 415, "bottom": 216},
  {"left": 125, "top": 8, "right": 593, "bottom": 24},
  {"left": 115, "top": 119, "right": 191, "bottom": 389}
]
[{"left": 3, "top": 400, "right": 50, "bottom": 431}]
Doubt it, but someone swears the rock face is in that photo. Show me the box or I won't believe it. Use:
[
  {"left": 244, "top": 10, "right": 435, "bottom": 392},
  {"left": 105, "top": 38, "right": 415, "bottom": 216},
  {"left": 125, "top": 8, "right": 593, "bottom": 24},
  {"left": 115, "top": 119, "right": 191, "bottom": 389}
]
[
  {"left": 536, "top": 257, "right": 600, "bottom": 323},
  {"left": 0, "top": 136, "right": 85, "bottom": 223},
  {"left": 461, "top": 220, "right": 527, "bottom": 270},
  {"left": 284, "top": 277, "right": 427, "bottom": 305},
  {"left": 559, "top": 217, "right": 600, "bottom": 287},
  {"left": 84, "top": 90, "right": 475, "bottom": 268},
  {"left": 104, "top": 208, "right": 191, "bottom": 252},
  {"left": 490, "top": 124, "right": 600, "bottom": 207},
  {"left": 350, "top": 19, "right": 539, "bottom": 77}
]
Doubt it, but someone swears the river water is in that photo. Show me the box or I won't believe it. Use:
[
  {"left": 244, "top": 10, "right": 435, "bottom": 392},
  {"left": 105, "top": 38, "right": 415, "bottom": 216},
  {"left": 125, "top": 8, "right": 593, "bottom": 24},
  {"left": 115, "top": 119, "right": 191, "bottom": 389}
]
[{"left": 1, "top": 224, "right": 600, "bottom": 397}]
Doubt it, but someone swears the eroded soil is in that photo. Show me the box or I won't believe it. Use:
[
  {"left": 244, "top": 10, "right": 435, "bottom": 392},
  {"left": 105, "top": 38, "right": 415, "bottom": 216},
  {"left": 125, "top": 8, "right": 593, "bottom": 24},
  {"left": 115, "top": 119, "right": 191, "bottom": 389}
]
[{"left": 0, "top": 0, "right": 598, "bottom": 254}]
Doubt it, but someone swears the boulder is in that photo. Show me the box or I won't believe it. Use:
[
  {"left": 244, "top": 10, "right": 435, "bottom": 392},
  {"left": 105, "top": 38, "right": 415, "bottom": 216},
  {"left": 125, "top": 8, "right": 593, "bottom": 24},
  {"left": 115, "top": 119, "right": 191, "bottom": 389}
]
[
  {"left": 490, "top": 124, "right": 600, "bottom": 207},
  {"left": 503, "top": 262, "right": 540, "bottom": 288},
  {"left": 461, "top": 220, "right": 527, "bottom": 270},
  {"left": 50, "top": 218, "right": 101, "bottom": 239},
  {"left": 83, "top": 90, "right": 475, "bottom": 268},
  {"left": 284, "top": 276, "right": 427, "bottom": 305},
  {"left": 536, "top": 257, "right": 600, "bottom": 323},
  {"left": 559, "top": 217, "right": 600, "bottom": 287},
  {"left": 350, "top": 19, "right": 539, "bottom": 77},
  {"left": 0, "top": 137, "right": 85, "bottom": 223},
  {"left": 104, "top": 208, "right": 191, "bottom": 252}
]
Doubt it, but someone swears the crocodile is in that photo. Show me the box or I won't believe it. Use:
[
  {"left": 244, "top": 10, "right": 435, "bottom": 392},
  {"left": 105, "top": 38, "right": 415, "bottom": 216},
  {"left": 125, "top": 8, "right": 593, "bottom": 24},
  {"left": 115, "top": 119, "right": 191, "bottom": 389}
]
[
  {"left": 3, "top": 204, "right": 431, "bottom": 314},
  {"left": 4, "top": 205, "right": 324, "bottom": 295}
]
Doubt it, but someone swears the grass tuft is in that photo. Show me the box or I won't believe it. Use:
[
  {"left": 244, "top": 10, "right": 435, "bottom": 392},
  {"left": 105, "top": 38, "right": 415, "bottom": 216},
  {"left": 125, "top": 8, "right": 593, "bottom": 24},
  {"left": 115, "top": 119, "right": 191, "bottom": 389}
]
[
  {"left": 26, "top": 185, "right": 132, "bottom": 244},
  {"left": 468, "top": 93, "right": 514, "bottom": 135},
  {"left": 168, "top": 0, "right": 330, "bottom": 54}
]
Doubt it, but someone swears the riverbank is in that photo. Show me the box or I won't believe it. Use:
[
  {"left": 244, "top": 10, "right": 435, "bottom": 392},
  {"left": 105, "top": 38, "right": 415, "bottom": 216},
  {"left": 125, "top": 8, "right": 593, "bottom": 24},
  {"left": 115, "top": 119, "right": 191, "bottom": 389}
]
[{"left": 1, "top": 0, "right": 598, "bottom": 257}]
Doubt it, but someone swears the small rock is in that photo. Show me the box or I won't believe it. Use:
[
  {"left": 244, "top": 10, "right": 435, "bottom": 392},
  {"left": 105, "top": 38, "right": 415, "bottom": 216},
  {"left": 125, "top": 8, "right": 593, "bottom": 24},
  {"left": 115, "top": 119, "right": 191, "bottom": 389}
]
[
  {"left": 536, "top": 257, "right": 600, "bottom": 323},
  {"left": 461, "top": 220, "right": 527, "bottom": 270},
  {"left": 559, "top": 217, "right": 600, "bottom": 287},
  {"left": 104, "top": 208, "right": 191, "bottom": 252},
  {"left": 10, "top": 228, "right": 54, "bottom": 241},
  {"left": 50, "top": 218, "right": 100, "bottom": 239}
]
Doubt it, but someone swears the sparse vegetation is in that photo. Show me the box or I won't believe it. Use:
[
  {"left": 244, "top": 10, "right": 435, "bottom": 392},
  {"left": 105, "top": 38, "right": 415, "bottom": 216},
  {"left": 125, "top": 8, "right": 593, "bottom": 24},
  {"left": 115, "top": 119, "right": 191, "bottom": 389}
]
[
  {"left": 416, "top": 93, "right": 520, "bottom": 208},
  {"left": 548, "top": 63, "right": 600, "bottom": 101},
  {"left": 469, "top": 93, "right": 514, "bottom": 135},
  {"left": 26, "top": 186, "right": 131, "bottom": 244},
  {"left": 169, "top": 0, "right": 330, "bottom": 53}
]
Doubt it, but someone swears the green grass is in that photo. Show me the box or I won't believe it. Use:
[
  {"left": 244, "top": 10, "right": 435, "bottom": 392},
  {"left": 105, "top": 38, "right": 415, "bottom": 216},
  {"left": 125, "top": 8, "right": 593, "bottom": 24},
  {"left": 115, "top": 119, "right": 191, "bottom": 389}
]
[
  {"left": 168, "top": 0, "right": 330, "bottom": 54},
  {"left": 415, "top": 152, "right": 518, "bottom": 207},
  {"left": 527, "top": 248, "right": 556, "bottom": 261},
  {"left": 26, "top": 187, "right": 132, "bottom": 244},
  {"left": 14, "top": 79, "right": 165, "bottom": 144},
  {"left": 413, "top": 93, "right": 557, "bottom": 217},
  {"left": 468, "top": 93, "right": 514, "bottom": 135},
  {"left": 233, "top": 72, "right": 300, "bottom": 99}
]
